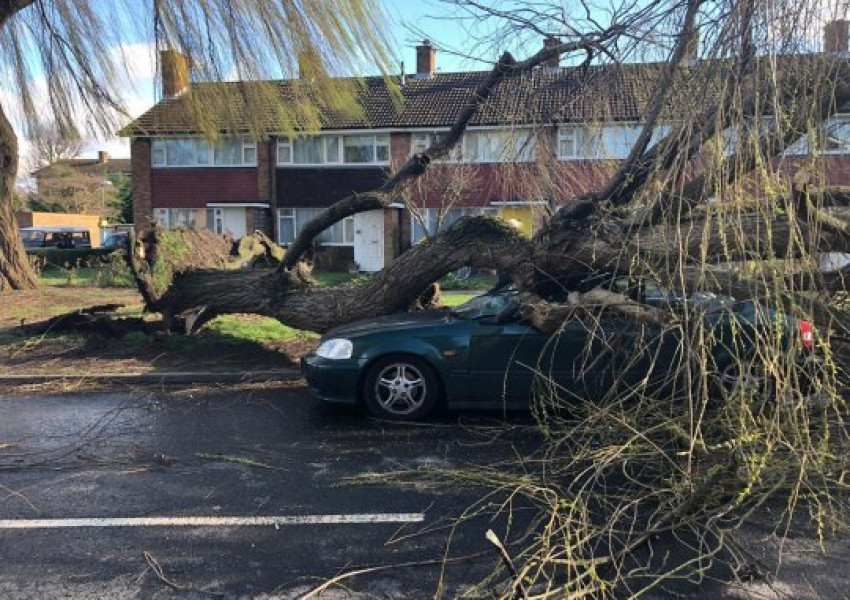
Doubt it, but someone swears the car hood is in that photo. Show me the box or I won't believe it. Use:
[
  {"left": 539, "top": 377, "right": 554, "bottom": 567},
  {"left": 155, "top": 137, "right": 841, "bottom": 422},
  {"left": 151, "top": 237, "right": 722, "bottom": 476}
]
[{"left": 324, "top": 310, "right": 453, "bottom": 339}]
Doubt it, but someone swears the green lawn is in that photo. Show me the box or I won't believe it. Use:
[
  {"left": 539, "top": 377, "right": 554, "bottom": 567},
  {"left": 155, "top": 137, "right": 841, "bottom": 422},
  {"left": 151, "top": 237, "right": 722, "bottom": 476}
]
[
  {"left": 311, "top": 271, "right": 357, "bottom": 286},
  {"left": 39, "top": 266, "right": 101, "bottom": 286},
  {"left": 441, "top": 293, "right": 478, "bottom": 307},
  {"left": 38, "top": 264, "right": 135, "bottom": 288},
  {"left": 438, "top": 273, "right": 498, "bottom": 291},
  {"left": 204, "top": 314, "right": 317, "bottom": 343}
]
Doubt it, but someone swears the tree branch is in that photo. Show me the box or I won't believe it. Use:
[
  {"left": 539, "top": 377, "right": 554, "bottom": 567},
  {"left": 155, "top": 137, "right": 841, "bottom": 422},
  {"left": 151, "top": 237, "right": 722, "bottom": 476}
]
[{"left": 279, "top": 26, "right": 627, "bottom": 270}]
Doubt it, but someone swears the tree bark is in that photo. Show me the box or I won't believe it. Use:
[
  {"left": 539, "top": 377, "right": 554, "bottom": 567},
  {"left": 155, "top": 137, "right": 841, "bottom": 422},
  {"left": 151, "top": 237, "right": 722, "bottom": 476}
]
[
  {"left": 0, "top": 101, "right": 37, "bottom": 291},
  {"left": 156, "top": 217, "right": 530, "bottom": 333}
]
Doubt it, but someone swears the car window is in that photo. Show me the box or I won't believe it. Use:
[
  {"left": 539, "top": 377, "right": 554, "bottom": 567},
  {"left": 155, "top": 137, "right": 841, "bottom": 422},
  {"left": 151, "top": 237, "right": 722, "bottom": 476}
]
[
  {"left": 451, "top": 291, "right": 519, "bottom": 320},
  {"left": 614, "top": 277, "right": 734, "bottom": 311}
]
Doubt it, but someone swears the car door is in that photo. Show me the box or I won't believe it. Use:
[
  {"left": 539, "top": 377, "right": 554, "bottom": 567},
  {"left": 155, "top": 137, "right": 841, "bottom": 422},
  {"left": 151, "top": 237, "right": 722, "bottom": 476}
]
[
  {"left": 466, "top": 315, "right": 591, "bottom": 405},
  {"left": 588, "top": 298, "right": 684, "bottom": 398}
]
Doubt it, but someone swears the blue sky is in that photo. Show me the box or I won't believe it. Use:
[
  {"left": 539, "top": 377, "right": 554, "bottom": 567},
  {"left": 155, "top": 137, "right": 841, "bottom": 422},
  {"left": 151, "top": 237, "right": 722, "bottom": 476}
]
[
  {"left": 69, "top": 0, "right": 521, "bottom": 160},
  {"left": 16, "top": 0, "right": 846, "bottom": 165}
]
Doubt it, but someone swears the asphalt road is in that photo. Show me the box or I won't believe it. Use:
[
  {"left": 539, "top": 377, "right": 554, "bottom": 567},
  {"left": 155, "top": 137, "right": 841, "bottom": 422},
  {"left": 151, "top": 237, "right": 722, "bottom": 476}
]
[
  {"left": 0, "top": 384, "right": 848, "bottom": 599},
  {"left": 0, "top": 383, "right": 542, "bottom": 599}
]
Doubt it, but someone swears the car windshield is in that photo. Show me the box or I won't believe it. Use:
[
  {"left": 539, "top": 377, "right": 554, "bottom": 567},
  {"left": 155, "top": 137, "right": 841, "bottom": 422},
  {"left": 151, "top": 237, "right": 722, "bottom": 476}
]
[
  {"left": 612, "top": 277, "right": 735, "bottom": 311},
  {"left": 451, "top": 291, "right": 519, "bottom": 320},
  {"left": 21, "top": 231, "right": 44, "bottom": 247}
]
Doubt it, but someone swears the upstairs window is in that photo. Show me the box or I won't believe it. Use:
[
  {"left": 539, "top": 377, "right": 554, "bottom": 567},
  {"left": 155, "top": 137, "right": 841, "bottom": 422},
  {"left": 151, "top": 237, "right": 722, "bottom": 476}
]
[
  {"left": 411, "top": 132, "right": 433, "bottom": 155},
  {"left": 409, "top": 131, "right": 461, "bottom": 161},
  {"left": 277, "top": 133, "right": 391, "bottom": 166},
  {"left": 558, "top": 124, "right": 671, "bottom": 160},
  {"left": 816, "top": 116, "right": 850, "bottom": 154},
  {"left": 462, "top": 129, "right": 535, "bottom": 163},
  {"left": 151, "top": 137, "right": 256, "bottom": 167}
]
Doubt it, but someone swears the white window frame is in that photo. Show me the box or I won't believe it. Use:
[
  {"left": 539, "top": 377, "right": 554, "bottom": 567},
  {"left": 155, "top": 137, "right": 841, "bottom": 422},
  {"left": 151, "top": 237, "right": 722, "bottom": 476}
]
[
  {"left": 817, "top": 114, "right": 850, "bottom": 155},
  {"left": 277, "top": 208, "right": 355, "bottom": 246},
  {"left": 151, "top": 136, "right": 257, "bottom": 168},
  {"left": 153, "top": 207, "right": 170, "bottom": 227},
  {"left": 153, "top": 208, "right": 201, "bottom": 229},
  {"left": 411, "top": 132, "right": 433, "bottom": 155},
  {"left": 276, "top": 132, "right": 392, "bottom": 167},
  {"left": 557, "top": 126, "right": 580, "bottom": 160},
  {"left": 211, "top": 208, "right": 224, "bottom": 234}
]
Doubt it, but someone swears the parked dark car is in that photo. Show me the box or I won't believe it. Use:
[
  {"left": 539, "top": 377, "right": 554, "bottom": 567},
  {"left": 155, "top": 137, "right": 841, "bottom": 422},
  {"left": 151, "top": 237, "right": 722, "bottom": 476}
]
[
  {"left": 101, "top": 231, "right": 129, "bottom": 251},
  {"left": 21, "top": 226, "right": 92, "bottom": 250},
  {"left": 301, "top": 279, "right": 817, "bottom": 420}
]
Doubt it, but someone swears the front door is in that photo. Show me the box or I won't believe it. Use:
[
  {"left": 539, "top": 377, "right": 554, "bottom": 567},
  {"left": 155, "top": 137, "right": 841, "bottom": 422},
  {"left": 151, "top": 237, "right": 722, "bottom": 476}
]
[
  {"left": 354, "top": 210, "right": 385, "bottom": 272},
  {"left": 222, "top": 208, "right": 247, "bottom": 239}
]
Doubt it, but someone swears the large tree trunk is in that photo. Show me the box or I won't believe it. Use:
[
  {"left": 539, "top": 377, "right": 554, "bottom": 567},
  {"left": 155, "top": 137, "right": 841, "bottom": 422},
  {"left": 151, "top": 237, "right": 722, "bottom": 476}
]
[
  {"left": 0, "top": 102, "right": 37, "bottom": 291},
  {"left": 147, "top": 218, "right": 530, "bottom": 333},
  {"left": 132, "top": 205, "right": 849, "bottom": 335}
]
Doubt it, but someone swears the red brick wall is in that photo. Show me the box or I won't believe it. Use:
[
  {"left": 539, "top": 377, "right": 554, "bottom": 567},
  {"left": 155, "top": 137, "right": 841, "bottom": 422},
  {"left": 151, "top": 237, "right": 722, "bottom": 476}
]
[
  {"left": 407, "top": 161, "right": 615, "bottom": 209},
  {"left": 257, "top": 141, "right": 272, "bottom": 205},
  {"left": 131, "top": 138, "right": 152, "bottom": 231},
  {"left": 151, "top": 169, "right": 258, "bottom": 208},
  {"left": 390, "top": 132, "right": 411, "bottom": 169}
]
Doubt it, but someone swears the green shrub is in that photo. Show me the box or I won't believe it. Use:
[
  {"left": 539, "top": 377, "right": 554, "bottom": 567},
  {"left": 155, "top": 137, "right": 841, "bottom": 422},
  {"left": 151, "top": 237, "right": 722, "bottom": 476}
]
[
  {"left": 26, "top": 248, "right": 111, "bottom": 270},
  {"left": 96, "top": 250, "right": 135, "bottom": 288}
]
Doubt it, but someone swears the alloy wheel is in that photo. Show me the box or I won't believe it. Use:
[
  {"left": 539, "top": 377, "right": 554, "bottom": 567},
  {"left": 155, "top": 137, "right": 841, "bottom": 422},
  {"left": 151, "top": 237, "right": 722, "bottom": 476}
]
[{"left": 374, "top": 363, "right": 427, "bottom": 416}]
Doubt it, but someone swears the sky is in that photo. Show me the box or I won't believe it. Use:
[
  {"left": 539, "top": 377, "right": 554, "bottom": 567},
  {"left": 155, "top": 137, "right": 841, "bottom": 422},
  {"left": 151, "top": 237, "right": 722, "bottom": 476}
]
[
  {"left": 13, "top": 0, "right": 846, "bottom": 168},
  {"left": 47, "top": 0, "right": 540, "bottom": 163}
]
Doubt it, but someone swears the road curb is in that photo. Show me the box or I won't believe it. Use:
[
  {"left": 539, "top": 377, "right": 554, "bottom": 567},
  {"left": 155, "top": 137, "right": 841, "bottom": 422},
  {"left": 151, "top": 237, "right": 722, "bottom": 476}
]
[{"left": 0, "top": 369, "right": 301, "bottom": 386}]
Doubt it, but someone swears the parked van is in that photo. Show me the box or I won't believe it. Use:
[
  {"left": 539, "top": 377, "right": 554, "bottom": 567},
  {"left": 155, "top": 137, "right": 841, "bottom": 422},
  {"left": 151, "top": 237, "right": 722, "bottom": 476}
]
[{"left": 20, "top": 227, "right": 92, "bottom": 250}]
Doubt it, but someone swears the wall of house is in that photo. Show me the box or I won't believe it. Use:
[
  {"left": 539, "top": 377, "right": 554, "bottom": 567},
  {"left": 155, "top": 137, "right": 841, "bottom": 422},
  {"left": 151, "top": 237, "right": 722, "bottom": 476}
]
[
  {"left": 310, "top": 246, "right": 355, "bottom": 271},
  {"left": 131, "top": 138, "right": 152, "bottom": 230},
  {"left": 275, "top": 167, "right": 388, "bottom": 208},
  {"left": 151, "top": 169, "right": 258, "bottom": 208}
]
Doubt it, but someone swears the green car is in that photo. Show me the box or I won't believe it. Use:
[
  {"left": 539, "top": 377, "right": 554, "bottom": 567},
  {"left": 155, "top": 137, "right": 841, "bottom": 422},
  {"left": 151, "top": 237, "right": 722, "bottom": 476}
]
[{"left": 301, "top": 282, "right": 816, "bottom": 420}]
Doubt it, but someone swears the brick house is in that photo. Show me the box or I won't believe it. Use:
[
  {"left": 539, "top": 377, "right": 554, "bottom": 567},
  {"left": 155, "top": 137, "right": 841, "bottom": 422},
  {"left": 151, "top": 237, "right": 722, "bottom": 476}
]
[
  {"left": 30, "top": 151, "right": 132, "bottom": 215},
  {"left": 121, "top": 25, "right": 850, "bottom": 272},
  {"left": 31, "top": 151, "right": 132, "bottom": 187}
]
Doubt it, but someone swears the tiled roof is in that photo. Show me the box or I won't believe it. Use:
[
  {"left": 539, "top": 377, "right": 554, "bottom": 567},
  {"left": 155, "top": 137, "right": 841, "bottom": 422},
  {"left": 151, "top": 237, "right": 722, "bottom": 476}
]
[
  {"left": 120, "top": 56, "right": 831, "bottom": 136},
  {"left": 31, "top": 158, "right": 132, "bottom": 178}
]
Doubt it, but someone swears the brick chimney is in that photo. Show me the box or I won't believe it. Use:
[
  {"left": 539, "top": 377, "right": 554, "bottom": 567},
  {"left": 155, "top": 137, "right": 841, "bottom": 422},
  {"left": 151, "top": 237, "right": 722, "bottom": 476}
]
[
  {"left": 415, "top": 40, "right": 436, "bottom": 78},
  {"left": 160, "top": 49, "right": 191, "bottom": 98},
  {"left": 97, "top": 151, "right": 109, "bottom": 164},
  {"left": 542, "top": 36, "right": 562, "bottom": 69},
  {"left": 825, "top": 20, "right": 849, "bottom": 54}
]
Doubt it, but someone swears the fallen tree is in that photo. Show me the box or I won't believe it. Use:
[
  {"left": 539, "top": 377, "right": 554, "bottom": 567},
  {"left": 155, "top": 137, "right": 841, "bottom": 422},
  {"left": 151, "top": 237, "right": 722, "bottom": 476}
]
[
  {"left": 33, "top": 1, "right": 850, "bottom": 597},
  {"left": 126, "top": 11, "right": 850, "bottom": 336}
]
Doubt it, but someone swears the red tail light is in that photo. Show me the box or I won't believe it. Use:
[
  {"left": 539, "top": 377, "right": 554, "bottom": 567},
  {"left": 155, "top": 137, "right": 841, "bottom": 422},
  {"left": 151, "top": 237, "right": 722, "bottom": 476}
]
[{"left": 799, "top": 320, "right": 814, "bottom": 350}]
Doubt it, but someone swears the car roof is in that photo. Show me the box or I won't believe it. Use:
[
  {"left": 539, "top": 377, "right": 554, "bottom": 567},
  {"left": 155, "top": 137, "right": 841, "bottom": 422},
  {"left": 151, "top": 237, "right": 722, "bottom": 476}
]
[{"left": 20, "top": 227, "right": 90, "bottom": 233}]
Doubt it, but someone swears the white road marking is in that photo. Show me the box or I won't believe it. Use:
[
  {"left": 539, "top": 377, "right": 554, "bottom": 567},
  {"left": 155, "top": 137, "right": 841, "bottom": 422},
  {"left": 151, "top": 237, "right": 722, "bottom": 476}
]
[{"left": 0, "top": 513, "right": 425, "bottom": 530}]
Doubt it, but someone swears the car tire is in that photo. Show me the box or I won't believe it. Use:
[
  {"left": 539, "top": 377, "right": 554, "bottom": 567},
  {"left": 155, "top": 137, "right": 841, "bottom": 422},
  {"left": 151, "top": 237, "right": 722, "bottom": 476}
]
[
  {"left": 362, "top": 355, "right": 441, "bottom": 421},
  {"left": 715, "top": 358, "right": 774, "bottom": 403}
]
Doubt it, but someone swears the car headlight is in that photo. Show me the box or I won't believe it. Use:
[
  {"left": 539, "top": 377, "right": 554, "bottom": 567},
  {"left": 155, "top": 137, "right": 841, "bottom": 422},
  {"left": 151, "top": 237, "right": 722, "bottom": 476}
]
[{"left": 314, "top": 338, "right": 353, "bottom": 360}]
